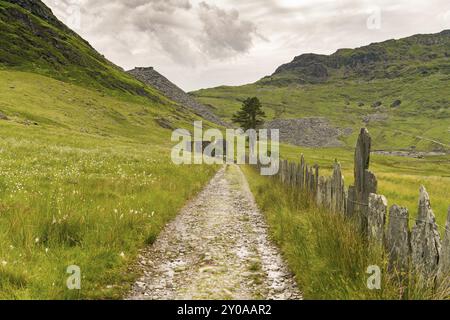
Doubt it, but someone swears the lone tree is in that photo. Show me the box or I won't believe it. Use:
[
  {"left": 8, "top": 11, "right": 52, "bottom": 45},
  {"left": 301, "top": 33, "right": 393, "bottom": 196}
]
[{"left": 232, "top": 97, "right": 266, "bottom": 131}]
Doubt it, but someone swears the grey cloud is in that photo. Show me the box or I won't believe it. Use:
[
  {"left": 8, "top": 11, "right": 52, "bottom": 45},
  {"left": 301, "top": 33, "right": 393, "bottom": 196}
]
[
  {"left": 148, "top": 0, "right": 192, "bottom": 12},
  {"left": 197, "top": 2, "right": 259, "bottom": 59},
  {"left": 154, "top": 29, "right": 200, "bottom": 66},
  {"left": 83, "top": 0, "right": 191, "bottom": 11},
  {"left": 119, "top": 0, "right": 192, "bottom": 12},
  {"left": 43, "top": 0, "right": 450, "bottom": 91},
  {"left": 71, "top": 0, "right": 201, "bottom": 66},
  {"left": 73, "top": 0, "right": 261, "bottom": 65}
]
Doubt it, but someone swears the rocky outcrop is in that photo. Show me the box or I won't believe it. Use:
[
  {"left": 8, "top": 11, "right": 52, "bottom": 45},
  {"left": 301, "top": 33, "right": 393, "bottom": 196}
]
[
  {"left": 274, "top": 54, "right": 329, "bottom": 83},
  {"left": 265, "top": 118, "right": 352, "bottom": 147},
  {"left": 267, "top": 29, "right": 450, "bottom": 85},
  {"left": 5, "top": 0, "right": 69, "bottom": 31},
  {"left": 128, "top": 67, "right": 226, "bottom": 127}
]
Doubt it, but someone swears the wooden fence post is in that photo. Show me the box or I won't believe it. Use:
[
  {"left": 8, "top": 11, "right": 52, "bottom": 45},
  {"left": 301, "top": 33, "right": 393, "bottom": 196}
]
[
  {"left": 386, "top": 205, "right": 410, "bottom": 272},
  {"left": 411, "top": 186, "right": 441, "bottom": 278},
  {"left": 368, "top": 194, "right": 387, "bottom": 245},
  {"left": 438, "top": 206, "right": 450, "bottom": 286}
]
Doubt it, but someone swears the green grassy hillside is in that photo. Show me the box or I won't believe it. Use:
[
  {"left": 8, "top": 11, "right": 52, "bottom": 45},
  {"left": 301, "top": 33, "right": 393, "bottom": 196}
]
[
  {"left": 0, "top": 0, "right": 219, "bottom": 299},
  {"left": 193, "top": 31, "right": 450, "bottom": 152},
  {"left": 0, "top": 0, "right": 164, "bottom": 100},
  {"left": 0, "top": 69, "right": 218, "bottom": 299}
]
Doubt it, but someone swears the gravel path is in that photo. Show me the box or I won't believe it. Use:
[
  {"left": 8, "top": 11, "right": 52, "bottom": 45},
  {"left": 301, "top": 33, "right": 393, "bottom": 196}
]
[{"left": 127, "top": 165, "right": 302, "bottom": 300}]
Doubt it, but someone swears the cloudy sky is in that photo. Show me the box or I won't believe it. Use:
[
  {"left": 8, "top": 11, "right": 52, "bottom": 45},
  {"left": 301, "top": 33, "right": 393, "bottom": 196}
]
[{"left": 43, "top": 0, "right": 450, "bottom": 91}]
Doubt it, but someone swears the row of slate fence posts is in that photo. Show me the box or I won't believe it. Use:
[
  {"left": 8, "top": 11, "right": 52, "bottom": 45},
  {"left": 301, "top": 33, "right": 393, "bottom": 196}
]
[{"left": 254, "top": 128, "right": 449, "bottom": 290}]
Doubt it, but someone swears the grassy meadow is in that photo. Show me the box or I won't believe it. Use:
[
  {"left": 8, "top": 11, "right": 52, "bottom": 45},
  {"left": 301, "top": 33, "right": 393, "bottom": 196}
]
[
  {"left": 277, "top": 143, "right": 450, "bottom": 231},
  {"left": 0, "top": 70, "right": 217, "bottom": 299}
]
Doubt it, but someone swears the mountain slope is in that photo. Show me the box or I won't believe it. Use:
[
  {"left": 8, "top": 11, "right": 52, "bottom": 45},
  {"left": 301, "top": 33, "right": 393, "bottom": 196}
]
[
  {"left": 0, "top": 0, "right": 224, "bottom": 140},
  {"left": 193, "top": 30, "right": 450, "bottom": 152},
  {"left": 0, "top": 0, "right": 163, "bottom": 99},
  {"left": 128, "top": 67, "right": 226, "bottom": 126}
]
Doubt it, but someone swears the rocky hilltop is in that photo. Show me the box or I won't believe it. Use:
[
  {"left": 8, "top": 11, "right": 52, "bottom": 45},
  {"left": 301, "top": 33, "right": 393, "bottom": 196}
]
[
  {"left": 261, "top": 30, "right": 450, "bottom": 85},
  {"left": 128, "top": 67, "right": 226, "bottom": 126},
  {"left": 0, "top": 0, "right": 157, "bottom": 98},
  {"left": 5, "top": 0, "right": 64, "bottom": 29}
]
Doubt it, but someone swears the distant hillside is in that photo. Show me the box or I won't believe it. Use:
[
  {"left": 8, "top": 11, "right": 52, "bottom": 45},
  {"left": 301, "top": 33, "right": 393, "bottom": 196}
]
[
  {"left": 262, "top": 30, "right": 450, "bottom": 86},
  {"left": 193, "top": 30, "right": 450, "bottom": 152},
  {"left": 128, "top": 67, "right": 226, "bottom": 126}
]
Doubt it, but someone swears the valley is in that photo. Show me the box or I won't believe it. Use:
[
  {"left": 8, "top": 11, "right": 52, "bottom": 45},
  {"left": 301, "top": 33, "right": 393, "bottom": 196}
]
[
  {"left": 193, "top": 30, "right": 450, "bottom": 152},
  {"left": 0, "top": 0, "right": 448, "bottom": 301}
]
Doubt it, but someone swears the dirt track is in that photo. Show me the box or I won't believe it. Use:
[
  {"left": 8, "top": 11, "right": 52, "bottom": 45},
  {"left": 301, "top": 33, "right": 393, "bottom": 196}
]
[{"left": 127, "top": 165, "right": 301, "bottom": 300}]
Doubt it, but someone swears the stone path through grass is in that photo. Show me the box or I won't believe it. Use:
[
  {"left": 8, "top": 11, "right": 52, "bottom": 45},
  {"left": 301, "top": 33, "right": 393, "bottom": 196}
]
[{"left": 127, "top": 165, "right": 301, "bottom": 300}]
